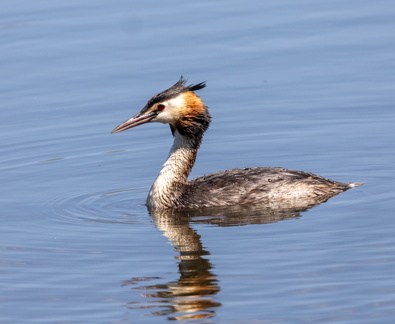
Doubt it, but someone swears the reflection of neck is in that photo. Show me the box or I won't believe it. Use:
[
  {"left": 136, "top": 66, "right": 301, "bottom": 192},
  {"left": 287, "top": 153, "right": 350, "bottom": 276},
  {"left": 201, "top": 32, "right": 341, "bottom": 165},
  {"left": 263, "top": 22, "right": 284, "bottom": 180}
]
[
  {"left": 147, "top": 132, "right": 200, "bottom": 209},
  {"left": 149, "top": 209, "right": 220, "bottom": 319},
  {"left": 153, "top": 211, "right": 206, "bottom": 256}
]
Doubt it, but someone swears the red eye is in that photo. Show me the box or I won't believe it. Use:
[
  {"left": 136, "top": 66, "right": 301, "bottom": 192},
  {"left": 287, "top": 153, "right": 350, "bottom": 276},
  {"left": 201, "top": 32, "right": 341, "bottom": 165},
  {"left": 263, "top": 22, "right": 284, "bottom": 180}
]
[{"left": 157, "top": 104, "right": 165, "bottom": 111}]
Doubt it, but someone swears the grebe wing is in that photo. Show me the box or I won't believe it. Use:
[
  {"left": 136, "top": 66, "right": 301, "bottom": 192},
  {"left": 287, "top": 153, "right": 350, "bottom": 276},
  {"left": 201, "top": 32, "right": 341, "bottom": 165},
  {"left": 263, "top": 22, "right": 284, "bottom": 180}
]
[
  {"left": 185, "top": 167, "right": 351, "bottom": 208},
  {"left": 189, "top": 167, "right": 338, "bottom": 188}
]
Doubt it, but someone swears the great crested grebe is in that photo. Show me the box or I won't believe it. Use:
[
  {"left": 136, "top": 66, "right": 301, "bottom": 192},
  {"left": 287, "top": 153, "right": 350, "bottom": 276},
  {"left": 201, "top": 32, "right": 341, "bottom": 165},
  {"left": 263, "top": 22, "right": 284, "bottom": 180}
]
[{"left": 112, "top": 77, "right": 361, "bottom": 210}]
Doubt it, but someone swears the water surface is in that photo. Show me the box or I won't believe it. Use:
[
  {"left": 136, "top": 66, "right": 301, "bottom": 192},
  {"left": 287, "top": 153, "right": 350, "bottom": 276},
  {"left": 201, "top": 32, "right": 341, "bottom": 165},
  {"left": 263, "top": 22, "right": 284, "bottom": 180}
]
[{"left": 1, "top": 0, "right": 395, "bottom": 323}]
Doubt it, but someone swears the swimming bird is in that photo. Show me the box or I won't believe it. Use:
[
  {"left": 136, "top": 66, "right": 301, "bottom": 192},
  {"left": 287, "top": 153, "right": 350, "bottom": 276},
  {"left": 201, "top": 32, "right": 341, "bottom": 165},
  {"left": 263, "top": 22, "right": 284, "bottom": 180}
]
[{"left": 112, "top": 77, "right": 361, "bottom": 210}]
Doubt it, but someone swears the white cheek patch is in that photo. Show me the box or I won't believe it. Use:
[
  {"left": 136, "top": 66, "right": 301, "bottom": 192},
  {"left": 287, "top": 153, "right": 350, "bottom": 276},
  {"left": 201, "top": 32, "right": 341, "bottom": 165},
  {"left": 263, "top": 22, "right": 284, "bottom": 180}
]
[
  {"left": 154, "top": 111, "right": 176, "bottom": 124},
  {"left": 152, "top": 95, "right": 185, "bottom": 124}
]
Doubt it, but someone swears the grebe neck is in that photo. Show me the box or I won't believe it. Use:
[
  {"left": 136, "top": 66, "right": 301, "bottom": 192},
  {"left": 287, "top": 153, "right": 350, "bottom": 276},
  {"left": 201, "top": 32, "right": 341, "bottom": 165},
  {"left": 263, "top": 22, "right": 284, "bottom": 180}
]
[{"left": 147, "top": 131, "right": 200, "bottom": 209}]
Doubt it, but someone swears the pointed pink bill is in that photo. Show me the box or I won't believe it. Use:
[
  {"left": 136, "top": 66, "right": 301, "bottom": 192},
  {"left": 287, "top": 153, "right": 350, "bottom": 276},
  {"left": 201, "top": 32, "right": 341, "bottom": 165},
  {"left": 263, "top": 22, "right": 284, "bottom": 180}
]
[{"left": 111, "top": 112, "right": 156, "bottom": 133}]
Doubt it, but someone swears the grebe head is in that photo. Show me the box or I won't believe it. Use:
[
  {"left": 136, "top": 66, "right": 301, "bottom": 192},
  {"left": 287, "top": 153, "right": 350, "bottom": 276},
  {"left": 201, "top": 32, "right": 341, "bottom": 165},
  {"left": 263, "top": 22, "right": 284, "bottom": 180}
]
[{"left": 111, "top": 77, "right": 211, "bottom": 139}]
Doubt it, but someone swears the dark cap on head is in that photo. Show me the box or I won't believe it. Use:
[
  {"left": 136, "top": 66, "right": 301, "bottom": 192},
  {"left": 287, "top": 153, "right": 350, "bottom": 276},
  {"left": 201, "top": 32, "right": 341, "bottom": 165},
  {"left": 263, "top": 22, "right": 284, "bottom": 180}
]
[{"left": 141, "top": 76, "right": 206, "bottom": 114}]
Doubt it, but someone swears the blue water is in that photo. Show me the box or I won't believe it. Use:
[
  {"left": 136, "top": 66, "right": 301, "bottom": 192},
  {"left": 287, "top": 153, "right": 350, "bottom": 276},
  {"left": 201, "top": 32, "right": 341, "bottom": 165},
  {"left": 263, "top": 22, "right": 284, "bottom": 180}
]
[{"left": 1, "top": 0, "right": 395, "bottom": 323}]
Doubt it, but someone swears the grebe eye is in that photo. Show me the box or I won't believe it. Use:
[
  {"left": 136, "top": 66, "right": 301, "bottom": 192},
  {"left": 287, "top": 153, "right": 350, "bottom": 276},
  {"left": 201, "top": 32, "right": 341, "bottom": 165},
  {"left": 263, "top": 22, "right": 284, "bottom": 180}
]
[{"left": 157, "top": 104, "right": 165, "bottom": 111}]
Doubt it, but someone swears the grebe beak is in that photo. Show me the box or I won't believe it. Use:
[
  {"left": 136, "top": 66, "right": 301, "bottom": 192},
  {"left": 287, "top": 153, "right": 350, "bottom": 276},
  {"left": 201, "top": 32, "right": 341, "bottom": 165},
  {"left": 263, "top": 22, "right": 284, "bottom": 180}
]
[{"left": 111, "top": 111, "right": 156, "bottom": 133}]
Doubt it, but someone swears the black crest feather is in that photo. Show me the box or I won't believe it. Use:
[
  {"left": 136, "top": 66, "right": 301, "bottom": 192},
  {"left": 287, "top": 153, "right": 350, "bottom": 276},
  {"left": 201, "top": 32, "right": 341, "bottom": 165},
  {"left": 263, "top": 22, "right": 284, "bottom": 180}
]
[
  {"left": 141, "top": 76, "right": 206, "bottom": 113},
  {"left": 173, "top": 76, "right": 207, "bottom": 92}
]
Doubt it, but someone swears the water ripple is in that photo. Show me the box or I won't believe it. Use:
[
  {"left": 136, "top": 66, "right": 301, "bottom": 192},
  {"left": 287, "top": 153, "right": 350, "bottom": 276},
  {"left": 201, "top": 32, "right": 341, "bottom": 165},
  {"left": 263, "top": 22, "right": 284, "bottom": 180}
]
[{"left": 49, "top": 187, "right": 150, "bottom": 225}]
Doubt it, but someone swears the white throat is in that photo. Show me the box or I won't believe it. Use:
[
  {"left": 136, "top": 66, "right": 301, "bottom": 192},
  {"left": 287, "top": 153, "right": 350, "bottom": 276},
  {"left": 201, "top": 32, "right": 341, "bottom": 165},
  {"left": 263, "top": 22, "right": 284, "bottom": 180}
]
[{"left": 146, "top": 131, "right": 197, "bottom": 209}]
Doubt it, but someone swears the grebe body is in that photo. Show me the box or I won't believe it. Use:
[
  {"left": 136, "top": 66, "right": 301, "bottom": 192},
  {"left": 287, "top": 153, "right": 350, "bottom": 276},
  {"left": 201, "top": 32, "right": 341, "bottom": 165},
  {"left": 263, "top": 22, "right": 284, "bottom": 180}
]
[{"left": 112, "top": 77, "right": 361, "bottom": 210}]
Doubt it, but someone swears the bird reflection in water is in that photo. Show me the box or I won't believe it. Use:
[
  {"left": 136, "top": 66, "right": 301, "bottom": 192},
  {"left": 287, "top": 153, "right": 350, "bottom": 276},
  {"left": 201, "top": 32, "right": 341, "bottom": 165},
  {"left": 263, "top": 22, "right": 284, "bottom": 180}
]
[{"left": 122, "top": 204, "right": 312, "bottom": 321}]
